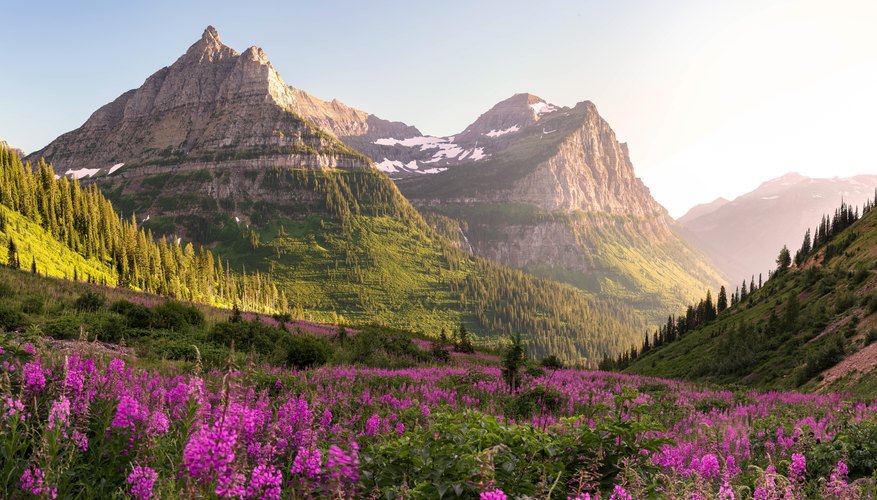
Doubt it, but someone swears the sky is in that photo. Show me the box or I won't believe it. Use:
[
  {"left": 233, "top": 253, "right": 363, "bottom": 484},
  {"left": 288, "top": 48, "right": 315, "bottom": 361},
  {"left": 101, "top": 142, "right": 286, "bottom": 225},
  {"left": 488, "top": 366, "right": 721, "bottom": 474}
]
[{"left": 1, "top": 0, "right": 875, "bottom": 217}]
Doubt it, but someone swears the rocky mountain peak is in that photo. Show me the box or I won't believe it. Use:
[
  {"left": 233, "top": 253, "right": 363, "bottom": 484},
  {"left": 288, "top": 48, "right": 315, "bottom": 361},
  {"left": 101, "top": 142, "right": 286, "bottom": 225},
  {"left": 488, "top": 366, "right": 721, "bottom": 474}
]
[
  {"left": 183, "top": 25, "right": 235, "bottom": 63},
  {"left": 28, "top": 26, "right": 371, "bottom": 174},
  {"left": 454, "top": 93, "right": 561, "bottom": 143}
]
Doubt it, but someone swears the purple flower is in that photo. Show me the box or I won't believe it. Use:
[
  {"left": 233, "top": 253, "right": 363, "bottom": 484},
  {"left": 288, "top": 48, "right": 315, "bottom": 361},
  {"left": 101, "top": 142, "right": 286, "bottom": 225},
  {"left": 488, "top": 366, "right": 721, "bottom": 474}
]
[
  {"left": 112, "top": 394, "right": 144, "bottom": 429},
  {"left": 695, "top": 453, "right": 720, "bottom": 481},
  {"left": 480, "top": 489, "right": 507, "bottom": 500},
  {"left": 789, "top": 453, "right": 806, "bottom": 483},
  {"left": 247, "top": 465, "right": 282, "bottom": 500},
  {"left": 48, "top": 396, "right": 71, "bottom": 431},
  {"left": 364, "top": 413, "right": 380, "bottom": 436},
  {"left": 23, "top": 362, "right": 46, "bottom": 392},
  {"left": 2, "top": 397, "right": 25, "bottom": 422},
  {"left": 183, "top": 423, "right": 239, "bottom": 492},
  {"left": 24, "top": 342, "right": 35, "bottom": 354},
  {"left": 20, "top": 467, "right": 56, "bottom": 498},
  {"left": 127, "top": 466, "right": 158, "bottom": 500},
  {"left": 290, "top": 447, "right": 322, "bottom": 479},
  {"left": 325, "top": 443, "right": 359, "bottom": 486},
  {"left": 609, "top": 484, "right": 633, "bottom": 500},
  {"left": 71, "top": 429, "right": 89, "bottom": 452}
]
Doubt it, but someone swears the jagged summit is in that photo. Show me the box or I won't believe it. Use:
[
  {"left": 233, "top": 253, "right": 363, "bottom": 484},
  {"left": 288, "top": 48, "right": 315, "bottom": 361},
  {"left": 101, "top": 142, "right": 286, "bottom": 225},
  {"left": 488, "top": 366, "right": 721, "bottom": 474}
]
[{"left": 28, "top": 26, "right": 370, "bottom": 176}]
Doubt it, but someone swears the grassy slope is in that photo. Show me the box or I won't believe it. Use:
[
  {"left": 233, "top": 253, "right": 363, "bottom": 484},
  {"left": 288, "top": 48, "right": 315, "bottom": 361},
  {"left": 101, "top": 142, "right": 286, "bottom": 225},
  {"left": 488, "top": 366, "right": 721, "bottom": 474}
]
[
  {"left": 0, "top": 205, "right": 116, "bottom": 285},
  {"left": 627, "top": 207, "right": 877, "bottom": 397},
  {"left": 98, "top": 167, "right": 645, "bottom": 363}
]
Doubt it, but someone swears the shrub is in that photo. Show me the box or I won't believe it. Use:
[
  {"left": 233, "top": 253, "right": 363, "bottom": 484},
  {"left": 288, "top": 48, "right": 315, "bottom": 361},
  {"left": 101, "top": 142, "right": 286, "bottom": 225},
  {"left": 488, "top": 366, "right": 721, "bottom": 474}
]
[
  {"left": 19, "top": 295, "right": 44, "bottom": 314},
  {"left": 540, "top": 355, "right": 564, "bottom": 370},
  {"left": 43, "top": 315, "right": 83, "bottom": 340},
  {"left": 866, "top": 329, "right": 877, "bottom": 346},
  {"left": 272, "top": 333, "right": 332, "bottom": 369},
  {"left": 73, "top": 291, "right": 105, "bottom": 312},
  {"left": 0, "top": 303, "right": 24, "bottom": 331},
  {"left": 209, "top": 319, "right": 282, "bottom": 355},
  {"left": 152, "top": 301, "right": 204, "bottom": 330},
  {"left": 110, "top": 300, "right": 154, "bottom": 328}
]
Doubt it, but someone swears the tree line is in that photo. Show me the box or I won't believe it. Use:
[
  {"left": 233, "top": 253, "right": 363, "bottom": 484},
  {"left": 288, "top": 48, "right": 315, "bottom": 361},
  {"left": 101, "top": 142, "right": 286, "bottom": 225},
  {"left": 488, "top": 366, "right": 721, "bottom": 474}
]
[{"left": 0, "top": 145, "right": 285, "bottom": 312}]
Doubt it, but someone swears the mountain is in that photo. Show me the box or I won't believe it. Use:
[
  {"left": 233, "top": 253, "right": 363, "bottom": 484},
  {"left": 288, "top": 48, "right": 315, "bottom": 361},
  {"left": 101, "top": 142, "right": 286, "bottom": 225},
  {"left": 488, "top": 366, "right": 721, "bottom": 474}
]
[
  {"left": 385, "top": 95, "right": 726, "bottom": 324},
  {"left": 678, "top": 172, "right": 877, "bottom": 284},
  {"left": 676, "top": 197, "right": 729, "bottom": 225},
  {"left": 26, "top": 27, "right": 648, "bottom": 364},
  {"left": 628, "top": 196, "right": 877, "bottom": 397}
]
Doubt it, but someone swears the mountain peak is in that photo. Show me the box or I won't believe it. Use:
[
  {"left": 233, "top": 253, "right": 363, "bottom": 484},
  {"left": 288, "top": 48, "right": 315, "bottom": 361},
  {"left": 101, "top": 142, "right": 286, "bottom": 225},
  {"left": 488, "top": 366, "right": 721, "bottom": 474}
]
[
  {"left": 202, "top": 25, "right": 220, "bottom": 43},
  {"left": 184, "top": 25, "right": 233, "bottom": 62}
]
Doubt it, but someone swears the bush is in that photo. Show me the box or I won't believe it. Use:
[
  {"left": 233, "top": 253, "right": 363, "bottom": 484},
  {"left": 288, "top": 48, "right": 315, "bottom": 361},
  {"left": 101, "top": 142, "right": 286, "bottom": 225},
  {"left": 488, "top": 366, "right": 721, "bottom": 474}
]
[
  {"left": 110, "top": 300, "right": 154, "bottom": 328},
  {"left": 0, "top": 280, "right": 13, "bottom": 298},
  {"left": 209, "top": 319, "right": 282, "bottom": 355},
  {"left": 505, "top": 386, "right": 564, "bottom": 419},
  {"left": 19, "top": 295, "right": 44, "bottom": 314},
  {"left": 152, "top": 301, "right": 204, "bottom": 330},
  {"left": 0, "top": 303, "right": 24, "bottom": 331},
  {"left": 866, "top": 329, "right": 877, "bottom": 346},
  {"left": 540, "top": 355, "right": 564, "bottom": 370},
  {"left": 797, "top": 338, "right": 845, "bottom": 385},
  {"left": 43, "top": 315, "right": 83, "bottom": 340},
  {"left": 73, "top": 291, "right": 105, "bottom": 312},
  {"left": 272, "top": 333, "right": 332, "bottom": 369}
]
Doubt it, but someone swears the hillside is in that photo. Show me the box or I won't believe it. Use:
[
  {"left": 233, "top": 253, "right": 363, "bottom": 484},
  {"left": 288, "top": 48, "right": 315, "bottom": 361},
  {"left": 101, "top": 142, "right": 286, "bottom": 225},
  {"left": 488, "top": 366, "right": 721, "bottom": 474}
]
[
  {"left": 678, "top": 172, "right": 877, "bottom": 283},
  {"left": 628, "top": 198, "right": 877, "bottom": 397},
  {"left": 24, "top": 28, "right": 647, "bottom": 364}
]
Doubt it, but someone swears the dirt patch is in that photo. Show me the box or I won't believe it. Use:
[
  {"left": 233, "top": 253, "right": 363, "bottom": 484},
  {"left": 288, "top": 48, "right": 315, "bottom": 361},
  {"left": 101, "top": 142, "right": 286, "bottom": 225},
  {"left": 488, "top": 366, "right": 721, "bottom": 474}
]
[{"left": 818, "top": 341, "right": 877, "bottom": 389}]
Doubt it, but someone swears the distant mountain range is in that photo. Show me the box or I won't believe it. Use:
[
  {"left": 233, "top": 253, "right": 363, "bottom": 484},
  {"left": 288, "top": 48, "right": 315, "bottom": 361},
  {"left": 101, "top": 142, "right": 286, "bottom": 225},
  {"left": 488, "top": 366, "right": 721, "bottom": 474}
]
[{"left": 678, "top": 173, "right": 877, "bottom": 283}]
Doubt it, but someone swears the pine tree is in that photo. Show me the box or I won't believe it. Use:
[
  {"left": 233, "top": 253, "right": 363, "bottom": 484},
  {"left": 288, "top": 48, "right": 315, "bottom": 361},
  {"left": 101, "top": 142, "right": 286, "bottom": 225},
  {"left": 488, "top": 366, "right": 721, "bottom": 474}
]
[
  {"left": 776, "top": 245, "right": 792, "bottom": 273},
  {"left": 30, "top": 256, "right": 36, "bottom": 274},
  {"left": 717, "top": 286, "right": 728, "bottom": 313},
  {"left": 6, "top": 238, "right": 19, "bottom": 269}
]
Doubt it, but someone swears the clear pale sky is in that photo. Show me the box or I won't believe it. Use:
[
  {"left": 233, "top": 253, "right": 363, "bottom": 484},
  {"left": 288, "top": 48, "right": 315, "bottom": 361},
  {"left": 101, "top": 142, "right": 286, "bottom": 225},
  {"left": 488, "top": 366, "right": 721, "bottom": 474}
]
[{"left": 2, "top": 0, "right": 875, "bottom": 217}]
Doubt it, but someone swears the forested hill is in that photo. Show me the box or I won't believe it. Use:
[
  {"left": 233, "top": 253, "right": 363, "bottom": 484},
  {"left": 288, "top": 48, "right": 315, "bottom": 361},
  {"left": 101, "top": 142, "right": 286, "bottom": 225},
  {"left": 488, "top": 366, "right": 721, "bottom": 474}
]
[
  {"left": 626, "top": 196, "right": 877, "bottom": 397},
  {"left": 0, "top": 145, "right": 284, "bottom": 312}
]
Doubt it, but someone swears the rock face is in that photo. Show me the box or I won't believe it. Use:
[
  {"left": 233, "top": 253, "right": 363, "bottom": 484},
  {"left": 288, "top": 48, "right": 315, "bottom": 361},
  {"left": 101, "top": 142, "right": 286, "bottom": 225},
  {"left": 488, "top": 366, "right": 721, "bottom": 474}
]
[
  {"left": 678, "top": 173, "right": 877, "bottom": 283},
  {"left": 388, "top": 96, "right": 725, "bottom": 323},
  {"left": 28, "top": 27, "right": 371, "bottom": 175}
]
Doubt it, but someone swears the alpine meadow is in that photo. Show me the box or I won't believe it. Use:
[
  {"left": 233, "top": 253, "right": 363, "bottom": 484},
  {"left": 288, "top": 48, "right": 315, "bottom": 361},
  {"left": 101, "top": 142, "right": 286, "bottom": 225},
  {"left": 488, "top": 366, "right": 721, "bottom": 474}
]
[{"left": 2, "top": 4, "right": 877, "bottom": 499}]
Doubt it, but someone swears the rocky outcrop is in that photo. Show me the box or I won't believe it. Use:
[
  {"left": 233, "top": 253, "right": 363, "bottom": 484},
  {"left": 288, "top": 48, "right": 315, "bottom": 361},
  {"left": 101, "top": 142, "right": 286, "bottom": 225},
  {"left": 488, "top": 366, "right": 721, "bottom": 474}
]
[{"left": 0, "top": 140, "right": 25, "bottom": 158}]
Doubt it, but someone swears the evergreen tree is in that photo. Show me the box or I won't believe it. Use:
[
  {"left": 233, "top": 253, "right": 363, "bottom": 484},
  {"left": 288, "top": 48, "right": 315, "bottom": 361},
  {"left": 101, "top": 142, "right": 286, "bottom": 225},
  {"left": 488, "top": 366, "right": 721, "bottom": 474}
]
[
  {"left": 776, "top": 245, "right": 791, "bottom": 273},
  {"left": 30, "top": 256, "right": 36, "bottom": 274},
  {"left": 717, "top": 286, "right": 728, "bottom": 313},
  {"left": 6, "top": 238, "right": 19, "bottom": 269},
  {"left": 501, "top": 332, "right": 526, "bottom": 393}
]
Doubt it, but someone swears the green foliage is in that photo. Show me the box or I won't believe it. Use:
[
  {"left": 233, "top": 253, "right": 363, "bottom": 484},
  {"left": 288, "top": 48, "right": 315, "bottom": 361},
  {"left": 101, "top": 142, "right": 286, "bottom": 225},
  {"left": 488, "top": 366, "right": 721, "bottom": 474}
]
[
  {"left": 0, "top": 302, "right": 24, "bottom": 331},
  {"left": 540, "top": 355, "right": 564, "bottom": 370},
  {"left": 271, "top": 332, "right": 332, "bottom": 369},
  {"left": 73, "top": 291, "right": 105, "bottom": 312},
  {"left": 361, "top": 393, "right": 668, "bottom": 498}
]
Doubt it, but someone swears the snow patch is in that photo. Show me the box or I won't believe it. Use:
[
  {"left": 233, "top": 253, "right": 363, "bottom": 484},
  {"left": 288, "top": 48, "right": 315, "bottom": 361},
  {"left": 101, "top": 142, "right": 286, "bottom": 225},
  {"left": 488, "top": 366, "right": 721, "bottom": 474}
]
[
  {"left": 813, "top": 194, "right": 824, "bottom": 198},
  {"left": 375, "top": 158, "right": 404, "bottom": 173},
  {"left": 761, "top": 196, "right": 779, "bottom": 200},
  {"left": 65, "top": 168, "right": 100, "bottom": 179},
  {"left": 374, "top": 136, "right": 446, "bottom": 149},
  {"left": 108, "top": 163, "right": 125, "bottom": 175},
  {"left": 530, "top": 102, "right": 557, "bottom": 116},
  {"left": 419, "top": 167, "right": 448, "bottom": 174},
  {"left": 469, "top": 147, "right": 486, "bottom": 161},
  {"left": 485, "top": 125, "right": 520, "bottom": 138}
]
